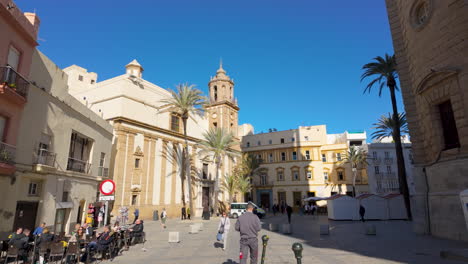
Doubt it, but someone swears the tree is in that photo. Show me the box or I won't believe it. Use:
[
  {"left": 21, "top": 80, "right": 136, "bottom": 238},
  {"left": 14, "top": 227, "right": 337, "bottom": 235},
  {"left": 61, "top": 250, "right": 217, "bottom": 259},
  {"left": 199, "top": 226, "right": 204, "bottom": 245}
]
[
  {"left": 237, "top": 153, "right": 261, "bottom": 201},
  {"left": 341, "top": 146, "right": 368, "bottom": 197},
  {"left": 221, "top": 173, "right": 237, "bottom": 204},
  {"left": 361, "top": 54, "right": 412, "bottom": 219},
  {"left": 160, "top": 83, "right": 207, "bottom": 213},
  {"left": 198, "top": 127, "right": 237, "bottom": 213},
  {"left": 236, "top": 175, "right": 252, "bottom": 203},
  {"left": 372, "top": 112, "right": 409, "bottom": 141}
]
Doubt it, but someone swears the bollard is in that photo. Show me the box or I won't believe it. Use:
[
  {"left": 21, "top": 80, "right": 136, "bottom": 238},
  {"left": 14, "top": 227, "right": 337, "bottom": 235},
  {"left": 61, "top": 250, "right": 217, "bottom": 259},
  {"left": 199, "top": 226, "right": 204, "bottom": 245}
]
[
  {"left": 292, "top": 242, "right": 303, "bottom": 264},
  {"left": 261, "top": 235, "right": 269, "bottom": 264}
]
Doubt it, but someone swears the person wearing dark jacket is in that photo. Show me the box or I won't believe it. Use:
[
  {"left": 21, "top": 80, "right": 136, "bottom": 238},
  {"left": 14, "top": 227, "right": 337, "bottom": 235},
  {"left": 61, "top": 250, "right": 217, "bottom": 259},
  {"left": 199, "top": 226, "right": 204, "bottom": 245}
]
[
  {"left": 130, "top": 219, "right": 144, "bottom": 244},
  {"left": 36, "top": 228, "right": 54, "bottom": 264},
  {"left": 82, "top": 225, "right": 114, "bottom": 262},
  {"left": 286, "top": 204, "right": 293, "bottom": 224},
  {"left": 235, "top": 203, "right": 261, "bottom": 264},
  {"left": 359, "top": 205, "right": 366, "bottom": 222}
]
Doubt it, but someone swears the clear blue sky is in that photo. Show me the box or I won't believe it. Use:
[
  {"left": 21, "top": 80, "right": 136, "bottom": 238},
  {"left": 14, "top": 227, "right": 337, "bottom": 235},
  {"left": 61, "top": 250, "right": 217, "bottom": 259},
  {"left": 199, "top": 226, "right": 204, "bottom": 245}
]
[{"left": 20, "top": 0, "right": 403, "bottom": 136}]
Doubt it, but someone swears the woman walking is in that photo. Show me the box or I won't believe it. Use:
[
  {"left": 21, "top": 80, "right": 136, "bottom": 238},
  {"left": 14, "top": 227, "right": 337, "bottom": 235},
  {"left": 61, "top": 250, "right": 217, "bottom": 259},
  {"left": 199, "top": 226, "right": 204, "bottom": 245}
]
[
  {"left": 218, "top": 211, "right": 231, "bottom": 251},
  {"left": 161, "top": 208, "right": 167, "bottom": 229}
]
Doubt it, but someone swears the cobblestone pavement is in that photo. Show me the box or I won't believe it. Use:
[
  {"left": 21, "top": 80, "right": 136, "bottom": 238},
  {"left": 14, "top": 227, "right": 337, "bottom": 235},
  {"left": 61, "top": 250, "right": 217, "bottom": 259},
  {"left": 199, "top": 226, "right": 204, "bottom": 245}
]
[{"left": 108, "top": 214, "right": 468, "bottom": 264}]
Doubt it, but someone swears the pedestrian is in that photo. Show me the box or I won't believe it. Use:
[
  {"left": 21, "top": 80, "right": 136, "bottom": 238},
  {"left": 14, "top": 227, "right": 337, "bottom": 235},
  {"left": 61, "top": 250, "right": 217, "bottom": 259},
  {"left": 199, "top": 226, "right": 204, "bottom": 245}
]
[
  {"left": 33, "top": 222, "right": 46, "bottom": 236},
  {"left": 272, "top": 204, "right": 277, "bottom": 216},
  {"left": 280, "top": 203, "right": 285, "bottom": 214},
  {"left": 181, "top": 205, "right": 187, "bottom": 220},
  {"left": 218, "top": 211, "right": 231, "bottom": 251},
  {"left": 187, "top": 207, "right": 191, "bottom": 220},
  {"left": 133, "top": 208, "right": 140, "bottom": 224},
  {"left": 161, "top": 208, "right": 167, "bottom": 229},
  {"left": 235, "top": 203, "right": 261, "bottom": 264},
  {"left": 286, "top": 204, "right": 293, "bottom": 224},
  {"left": 359, "top": 205, "right": 366, "bottom": 222},
  {"left": 210, "top": 206, "right": 214, "bottom": 217}
]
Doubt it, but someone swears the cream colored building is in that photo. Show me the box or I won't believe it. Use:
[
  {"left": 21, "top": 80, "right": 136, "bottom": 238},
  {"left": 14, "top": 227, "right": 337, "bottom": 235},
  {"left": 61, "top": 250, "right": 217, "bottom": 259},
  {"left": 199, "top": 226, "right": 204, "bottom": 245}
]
[
  {"left": 241, "top": 125, "right": 369, "bottom": 211},
  {"left": 0, "top": 49, "right": 113, "bottom": 235},
  {"left": 65, "top": 61, "right": 244, "bottom": 219},
  {"left": 386, "top": 0, "right": 468, "bottom": 241}
]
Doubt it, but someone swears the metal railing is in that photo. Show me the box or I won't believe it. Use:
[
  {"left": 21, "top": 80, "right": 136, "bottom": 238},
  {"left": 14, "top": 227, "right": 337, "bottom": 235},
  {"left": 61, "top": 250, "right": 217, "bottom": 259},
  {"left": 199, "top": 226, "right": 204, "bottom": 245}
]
[
  {"left": 67, "top": 157, "right": 91, "bottom": 174},
  {"left": 1, "top": 66, "right": 29, "bottom": 99},
  {"left": 0, "top": 141, "right": 16, "bottom": 164},
  {"left": 384, "top": 157, "right": 393, "bottom": 164},
  {"left": 35, "top": 149, "right": 56, "bottom": 167},
  {"left": 372, "top": 157, "right": 382, "bottom": 164},
  {"left": 375, "top": 173, "right": 399, "bottom": 193},
  {"left": 98, "top": 166, "right": 109, "bottom": 177}
]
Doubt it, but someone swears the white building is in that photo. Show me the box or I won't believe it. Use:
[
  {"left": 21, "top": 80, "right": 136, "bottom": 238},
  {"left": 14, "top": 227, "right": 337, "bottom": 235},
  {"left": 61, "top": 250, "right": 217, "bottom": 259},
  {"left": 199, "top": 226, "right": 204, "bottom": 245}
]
[{"left": 366, "top": 136, "right": 415, "bottom": 195}]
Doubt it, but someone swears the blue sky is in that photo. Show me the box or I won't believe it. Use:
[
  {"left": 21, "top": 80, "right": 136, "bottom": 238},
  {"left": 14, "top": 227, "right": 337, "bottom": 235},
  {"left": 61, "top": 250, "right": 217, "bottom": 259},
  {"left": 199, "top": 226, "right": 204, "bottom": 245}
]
[{"left": 20, "top": 0, "right": 403, "bottom": 136}]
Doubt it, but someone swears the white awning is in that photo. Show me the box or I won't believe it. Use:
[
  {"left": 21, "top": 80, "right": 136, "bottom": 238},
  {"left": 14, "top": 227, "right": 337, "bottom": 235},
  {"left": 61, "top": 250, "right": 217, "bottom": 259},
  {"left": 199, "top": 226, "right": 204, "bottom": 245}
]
[
  {"left": 303, "top": 197, "right": 329, "bottom": 202},
  {"left": 56, "top": 202, "right": 74, "bottom": 209}
]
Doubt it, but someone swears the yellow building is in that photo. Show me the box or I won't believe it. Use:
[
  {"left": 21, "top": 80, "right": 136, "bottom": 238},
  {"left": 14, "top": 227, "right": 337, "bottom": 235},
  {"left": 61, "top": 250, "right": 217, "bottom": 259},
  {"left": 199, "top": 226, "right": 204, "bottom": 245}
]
[{"left": 241, "top": 125, "right": 368, "bottom": 211}]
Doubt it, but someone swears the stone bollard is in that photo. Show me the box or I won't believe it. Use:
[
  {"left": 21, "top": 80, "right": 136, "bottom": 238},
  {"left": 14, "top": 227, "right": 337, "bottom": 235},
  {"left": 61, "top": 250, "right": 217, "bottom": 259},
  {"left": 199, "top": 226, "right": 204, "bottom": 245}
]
[
  {"left": 189, "top": 224, "right": 198, "bottom": 234},
  {"left": 319, "top": 224, "right": 329, "bottom": 235},
  {"left": 292, "top": 242, "right": 303, "bottom": 264},
  {"left": 365, "top": 224, "right": 376, "bottom": 235},
  {"left": 168, "top": 232, "right": 180, "bottom": 243},
  {"left": 261, "top": 235, "right": 269, "bottom": 264},
  {"left": 269, "top": 223, "right": 279, "bottom": 231},
  {"left": 282, "top": 224, "right": 292, "bottom": 234}
]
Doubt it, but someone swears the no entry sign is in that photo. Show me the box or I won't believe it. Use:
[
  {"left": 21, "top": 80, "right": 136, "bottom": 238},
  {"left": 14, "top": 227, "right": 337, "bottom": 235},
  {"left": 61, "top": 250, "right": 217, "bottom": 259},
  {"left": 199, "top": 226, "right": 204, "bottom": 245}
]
[{"left": 99, "top": 179, "right": 115, "bottom": 195}]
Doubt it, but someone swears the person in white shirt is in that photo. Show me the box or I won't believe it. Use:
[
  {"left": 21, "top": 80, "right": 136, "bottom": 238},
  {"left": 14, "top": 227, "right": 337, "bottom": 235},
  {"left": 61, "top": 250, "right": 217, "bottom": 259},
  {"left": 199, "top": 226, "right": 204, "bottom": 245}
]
[
  {"left": 305, "top": 204, "right": 310, "bottom": 215},
  {"left": 161, "top": 208, "right": 167, "bottom": 229},
  {"left": 217, "top": 211, "right": 231, "bottom": 250}
]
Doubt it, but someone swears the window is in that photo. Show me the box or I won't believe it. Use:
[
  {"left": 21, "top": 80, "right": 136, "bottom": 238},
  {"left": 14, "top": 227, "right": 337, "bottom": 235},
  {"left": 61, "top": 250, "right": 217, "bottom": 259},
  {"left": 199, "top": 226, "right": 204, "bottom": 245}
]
[
  {"left": 306, "top": 171, "right": 312, "bottom": 180},
  {"left": 280, "top": 138, "right": 284, "bottom": 144},
  {"left": 246, "top": 142, "right": 250, "bottom": 147},
  {"left": 372, "top": 151, "right": 377, "bottom": 159},
  {"left": 135, "top": 158, "right": 140, "bottom": 168},
  {"left": 214, "top": 86, "right": 218, "bottom": 101},
  {"left": 257, "top": 141, "right": 261, "bottom": 146},
  {"left": 281, "top": 152, "right": 286, "bottom": 161},
  {"left": 350, "top": 140, "right": 362, "bottom": 146},
  {"left": 170, "top": 114, "right": 180, "bottom": 132},
  {"left": 91, "top": 80, "right": 95, "bottom": 84},
  {"left": 277, "top": 172, "right": 284, "bottom": 181},
  {"left": 7, "top": 46, "right": 20, "bottom": 70},
  {"left": 321, "top": 154, "right": 327, "bottom": 162},
  {"left": 323, "top": 172, "right": 329, "bottom": 181},
  {"left": 213, "top": 122, "right": 218, "bottom": 128},
  {"left": 293, "top": 171, "right": 299, "bottom": 181},
  {"left": 131, "top": 195, "right": 138, "bottom": 205},
  {"left": 202, "top": 163, "right": 208, "bottom": 179},
  {"left": 384, "top": 152, "right": 390, "bottom": 158},
  {"left": 337, "top": 171, "right": 344, "bottom": 181},
  {"left": 304, "top": 136, "right": 309, "bottom": 141},
  {"left": 268, "top": 153, "right": 273, "bottom": 163},
  {"left": 374, "top": 166, "right": 380, "bottom": 174},
  {"left": 386, "top": 166, "right": 392, "bottom": 174},
  {"left": 305, "top": 150, "right": 310, "bottom": 160},
  {"left": 336, "top": 153, "right": 342, "bottom": 161},
  {"left": 439, "top": 100, "right": 460, "bottom": 149},
  {"left": 28, "top": 182, "right": 40, "bottom": 196},
  {"left": 67, "top": 132, "right": 92, "bottom": 173},
  {"left": 291, "top": 137, "right": 295, "bottom": 142},
  {"left": 0, "top": 116, "right": 6, "bottom": 141},
  {"left": 62, "top": 191, "right": 69, "bottom": 202},
  {"left": 99, "top": 152, "right": 106, "bottom": 167},
  {"left": 268, "top": 139, "right": 272, "bottom": 144},
  {"left": 260, "top": 174, "right": 267, "bottom": 185},
  {"left": 307, "top": 192, "right": 315, "bottom": 197},
  {"left": 292, "top": 151, "right": 297, "bottom": 160},
  {"left": 256, "top": 154, "right": 262, "bottom": 162},
  {"left": 78, "top": 75, "right": 83, "bottom": 81}
]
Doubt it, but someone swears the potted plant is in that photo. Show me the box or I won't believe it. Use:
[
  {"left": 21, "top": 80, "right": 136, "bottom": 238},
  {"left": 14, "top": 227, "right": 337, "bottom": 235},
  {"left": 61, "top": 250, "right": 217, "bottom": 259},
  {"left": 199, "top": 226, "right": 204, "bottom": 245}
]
[
  {"left": 0, "top": 81, "right": 8, "bottom": 93},
  {"left": 8, "top": 83, "right": 16, "bottom": 90}
]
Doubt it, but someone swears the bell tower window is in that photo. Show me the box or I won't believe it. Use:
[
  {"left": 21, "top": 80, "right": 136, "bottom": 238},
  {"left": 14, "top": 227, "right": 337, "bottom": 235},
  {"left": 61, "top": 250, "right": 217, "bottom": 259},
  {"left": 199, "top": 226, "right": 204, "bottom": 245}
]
[{"left": 214, "top": 86, "right": 218, "bottom": 101}]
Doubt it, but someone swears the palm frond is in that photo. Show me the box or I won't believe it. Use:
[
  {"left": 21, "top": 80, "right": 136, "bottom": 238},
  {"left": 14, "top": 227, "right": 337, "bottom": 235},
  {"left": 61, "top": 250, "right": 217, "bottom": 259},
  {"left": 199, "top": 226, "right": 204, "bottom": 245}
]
[
  {"left": 361, "top": 54, "right": 398, "bottom": 97},
  {"left": 159, "top": 83, "right": 208, "bottom": 118},
  {"left": 371, "top": 112, "right": 408, "bottom": 141}
]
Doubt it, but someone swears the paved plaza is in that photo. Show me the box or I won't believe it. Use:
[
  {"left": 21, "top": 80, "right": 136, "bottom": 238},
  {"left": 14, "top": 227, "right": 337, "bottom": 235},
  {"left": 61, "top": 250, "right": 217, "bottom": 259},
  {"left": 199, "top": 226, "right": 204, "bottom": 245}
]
[{"left": 109, "top": 214, "right": 468, "bottom": 264}]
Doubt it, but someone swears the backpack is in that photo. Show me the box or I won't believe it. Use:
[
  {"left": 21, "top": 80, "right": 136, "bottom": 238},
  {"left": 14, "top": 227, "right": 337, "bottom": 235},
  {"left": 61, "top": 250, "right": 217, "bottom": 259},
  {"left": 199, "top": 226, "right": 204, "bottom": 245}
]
[{"left": 160, "top": 212, "right": 164, "bottom": 218}]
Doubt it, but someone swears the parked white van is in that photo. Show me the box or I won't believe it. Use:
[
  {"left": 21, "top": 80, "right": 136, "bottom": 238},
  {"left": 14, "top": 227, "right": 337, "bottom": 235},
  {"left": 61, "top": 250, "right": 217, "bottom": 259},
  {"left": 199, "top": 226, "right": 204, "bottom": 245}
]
[{"left": 229, "top": 202, "right": 266, "bottom": 218}]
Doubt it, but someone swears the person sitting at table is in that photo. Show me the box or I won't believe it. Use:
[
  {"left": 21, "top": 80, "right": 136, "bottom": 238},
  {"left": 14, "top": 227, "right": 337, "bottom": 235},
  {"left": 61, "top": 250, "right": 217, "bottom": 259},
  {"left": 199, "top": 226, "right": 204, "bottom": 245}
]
[
  {"left": 8, "top": 227, "right": 24, "bottom": 242},
  {"left": 68, "top": 227, "right": 85, "bottom": 243},
  {"left": 81, "top": 225, "right": 113, "bottom": 262},
  {"left": 112, "top": 221, "right": 121, "bottom": 232},
  {"left": 12, "top": 228, "right": 32, "bottom": 263},
  {"left": 33, "top": 222, "right": 46, "bottom": 236},
  {"left": 82, "top": 223, "right": 94, "bottom": 237},
  {"left": 129, "top": 219, "right": 144, "bottom": 244},
  {"left": 36, "top": 228, "right": 54, "bottom": 264},
  {"left": 70, "top": 223, "right": 81, "bottom": 236}
]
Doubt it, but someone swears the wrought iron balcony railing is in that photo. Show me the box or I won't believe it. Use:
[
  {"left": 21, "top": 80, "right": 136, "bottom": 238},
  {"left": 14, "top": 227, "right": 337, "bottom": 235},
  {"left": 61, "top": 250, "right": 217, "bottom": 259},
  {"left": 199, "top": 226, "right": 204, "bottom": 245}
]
[
  {"left": 67, "top": 157, "right": 91, "bottom": 174},
  {"left": 35, "top": 149, "right": 56, "bottom": 167},
  {"left": 0, "top": 141, "right": 16, "bottom": 165},
  {"left": 1, "top": 66, "right": 29, "bottom": 99}
]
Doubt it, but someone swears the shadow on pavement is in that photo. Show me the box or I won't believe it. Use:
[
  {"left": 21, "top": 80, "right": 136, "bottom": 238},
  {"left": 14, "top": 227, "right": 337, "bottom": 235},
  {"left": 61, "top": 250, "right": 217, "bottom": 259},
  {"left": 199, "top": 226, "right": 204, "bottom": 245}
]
[
  {"left": 222, "top": 259, "right": 239, "bottom": 264},
  {"left": 214, "top": 242, "right": 224, "bottom": 248}
]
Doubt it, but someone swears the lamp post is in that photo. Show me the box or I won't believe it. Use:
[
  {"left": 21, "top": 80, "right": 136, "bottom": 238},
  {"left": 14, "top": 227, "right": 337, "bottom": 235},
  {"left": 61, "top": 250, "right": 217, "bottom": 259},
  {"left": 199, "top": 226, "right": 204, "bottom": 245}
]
[{"left": 292, "top": 242, "right": 303, "bottom": 264}]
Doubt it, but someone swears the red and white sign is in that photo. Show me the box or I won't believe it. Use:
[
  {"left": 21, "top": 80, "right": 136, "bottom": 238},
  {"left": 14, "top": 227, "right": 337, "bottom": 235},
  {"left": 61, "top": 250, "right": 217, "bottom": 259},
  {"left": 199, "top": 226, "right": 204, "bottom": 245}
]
[{"left": 99, "top": 179, "right": 115, "bottom": 195}]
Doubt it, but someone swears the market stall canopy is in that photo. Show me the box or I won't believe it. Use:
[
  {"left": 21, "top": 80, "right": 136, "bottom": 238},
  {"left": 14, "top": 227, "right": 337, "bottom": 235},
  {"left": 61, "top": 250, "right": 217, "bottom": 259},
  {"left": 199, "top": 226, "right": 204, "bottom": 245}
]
[{"left": 303, "top": 196, "right": 329, "bottom": 202}]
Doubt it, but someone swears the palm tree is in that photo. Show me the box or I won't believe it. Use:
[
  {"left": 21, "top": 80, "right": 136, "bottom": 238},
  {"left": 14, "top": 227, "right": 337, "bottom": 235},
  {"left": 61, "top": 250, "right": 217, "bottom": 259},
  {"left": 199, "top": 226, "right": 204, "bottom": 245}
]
[
  {"left": 221, "top": 173, "right": 238, "bottom": 204},
  {"left": 198, "top": 127, "right": 237, "bottom": 214},
  {"left": 160, "top": 84, "right": 207, "bottom": 212},
  {"left": 238, "top": 153, "right": 261, "bottom": 201},
  {"left": 341, "top": 146, "right": 368, "bottom": 197},
  {"left": 236, "top": 176, "right": 252, "bottom": 203},
  {"left": 372, "top": 112, "right": 409, "bottom": 141},
  {"left": 361, "top": 54, "right": 412, "bottom": 219}
]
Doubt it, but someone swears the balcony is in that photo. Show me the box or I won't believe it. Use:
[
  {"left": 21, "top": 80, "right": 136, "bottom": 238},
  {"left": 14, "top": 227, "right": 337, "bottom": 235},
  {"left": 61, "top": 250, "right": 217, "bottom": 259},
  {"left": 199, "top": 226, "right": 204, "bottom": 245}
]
[
  {"left": 253, "top": 179, "right": 274, "bottom": 187},
  {"left": 0, "top": 142, "right": 16, "bottom": 175},
  {"left": 98, "top": 167, "right": 109, "bottom": 177},
  {"left": 67, "top": 157, "right": 91, "bottom": 174},
  {"left": 0, "top": 66, "right": 29, "bottom": 99},
  {"left": 384, "top": 158, "right": 393, "bottom": 164},
  {"left": 33, "top": 149, "right": 57, "bottom": 173},
  {"left": 372, "top": 157, "right": 382, "bottom": 164}
]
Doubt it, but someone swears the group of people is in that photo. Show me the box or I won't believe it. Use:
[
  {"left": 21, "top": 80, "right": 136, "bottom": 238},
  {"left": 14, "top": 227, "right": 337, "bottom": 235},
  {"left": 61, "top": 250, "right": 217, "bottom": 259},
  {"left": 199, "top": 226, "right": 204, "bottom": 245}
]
[
  {"left": 304, "top": 203, "right": 318, "bottom": 215},
  {"left": 271, "top": 203, "right": 293, "bottom": 223}
]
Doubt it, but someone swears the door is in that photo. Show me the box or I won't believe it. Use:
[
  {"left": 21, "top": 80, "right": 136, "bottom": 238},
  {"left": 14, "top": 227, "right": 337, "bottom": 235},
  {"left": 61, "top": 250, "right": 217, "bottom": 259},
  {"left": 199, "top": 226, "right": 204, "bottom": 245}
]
[
  {"left": 278, "top": 192, "right": 286, "bottom": 206},
  {"left": 202, "top": 187, "right": 210, "bottom": 212},
  {"left": 260, "top": 193, "right": 270, "bottom": 210},
  {"left": 54, "top": 209, "right": 68, "bottom": 234},
  {"left": 293, "top": 192, "right": 302, "bottom": 212},
  {"left": 13, "top": 201, "right": 39, "bottom": 231}
]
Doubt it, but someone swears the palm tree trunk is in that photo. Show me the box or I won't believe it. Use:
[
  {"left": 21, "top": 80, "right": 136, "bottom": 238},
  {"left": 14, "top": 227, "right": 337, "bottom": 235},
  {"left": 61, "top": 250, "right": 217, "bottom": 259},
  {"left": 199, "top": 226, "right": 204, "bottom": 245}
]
[
  {"left": 389, "top": 86, "right": 412, "bottom": 220},
  {"left": 182, "top": 116, "right": 190, "bottom": 210},
  {"left": 352, "top": 168, "right": 357, "bottom": 197},
  {"left": 213, "top": 159, "right": 221, "bottom": 215}
]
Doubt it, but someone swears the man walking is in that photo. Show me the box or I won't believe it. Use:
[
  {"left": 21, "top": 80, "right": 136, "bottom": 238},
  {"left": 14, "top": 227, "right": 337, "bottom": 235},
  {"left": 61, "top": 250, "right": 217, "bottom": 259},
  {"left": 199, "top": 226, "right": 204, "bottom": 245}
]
[
  {"left": 133, "top": 208, "right": 140, "bottom": 224},
  {"left": 181, "top": 205, "right": 187, "bottom": 220},
  {"left": 359, "top": 204, "right": 366, "bottom": 222},
  {"left": 235, "top": 203, "right": 261, "bottom": 264},
  {"left": 286, "top": 204, "right": 293, "bottom": 224}
]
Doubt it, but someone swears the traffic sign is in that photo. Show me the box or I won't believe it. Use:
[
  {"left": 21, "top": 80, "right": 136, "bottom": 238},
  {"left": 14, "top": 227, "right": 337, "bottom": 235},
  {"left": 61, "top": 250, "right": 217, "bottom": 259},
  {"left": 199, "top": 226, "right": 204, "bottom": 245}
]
[
  {"left": 99, "top": 195, "right": 115, "bottom": 201},
  {"left": 99, "top": 179, "right": 115, "bottom": 195}
]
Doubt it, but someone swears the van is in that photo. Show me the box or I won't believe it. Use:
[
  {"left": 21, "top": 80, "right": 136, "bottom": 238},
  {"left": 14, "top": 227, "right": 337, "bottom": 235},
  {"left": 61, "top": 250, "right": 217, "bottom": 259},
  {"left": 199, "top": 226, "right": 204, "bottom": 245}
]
[{"left": 230, "top": 202, "right": 266, "bottom": 219}]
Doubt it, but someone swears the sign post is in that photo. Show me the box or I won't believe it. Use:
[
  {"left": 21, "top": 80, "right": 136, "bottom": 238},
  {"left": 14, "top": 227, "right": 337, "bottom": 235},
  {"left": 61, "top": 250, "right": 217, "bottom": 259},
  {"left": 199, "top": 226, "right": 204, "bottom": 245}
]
[{"left": 99, "top": 180, "right": 116, "bottom": 226}]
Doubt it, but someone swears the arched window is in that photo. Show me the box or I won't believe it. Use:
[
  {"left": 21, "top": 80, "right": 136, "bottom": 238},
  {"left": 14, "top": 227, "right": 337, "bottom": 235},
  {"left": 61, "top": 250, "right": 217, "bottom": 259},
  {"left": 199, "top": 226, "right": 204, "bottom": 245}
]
[{"left": 214, "top": 86, "right": 218, "bottom": 101}]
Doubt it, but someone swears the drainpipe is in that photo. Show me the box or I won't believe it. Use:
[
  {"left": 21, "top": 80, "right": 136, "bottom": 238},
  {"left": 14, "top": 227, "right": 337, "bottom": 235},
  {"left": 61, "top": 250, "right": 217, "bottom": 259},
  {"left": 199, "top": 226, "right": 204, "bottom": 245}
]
[{"left": 422, "top": 167, "right": 431, "bottom": 235}]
